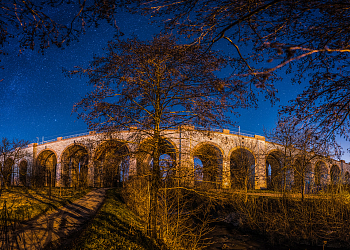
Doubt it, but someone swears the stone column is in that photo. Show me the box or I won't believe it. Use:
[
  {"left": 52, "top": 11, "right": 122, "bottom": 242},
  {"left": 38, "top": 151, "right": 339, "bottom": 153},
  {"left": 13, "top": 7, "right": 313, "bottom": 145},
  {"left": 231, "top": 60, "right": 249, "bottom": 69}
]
[
  {"left": 221, "top": 158, "right": 231, "bottom": 189},
  {"left": 69, "top": 161, "right": 72, "bottom": 187},
  {"left": 128, "top": 155, "right": 137, "bottom": 177},
  {"left": 12, "top": 163, "right": 18, "bottom": 186},
  {"left": 88, "top": 161, "right": 94, "bottom": 187},
  {"left": 177, "top": 127, "right": 195, "bottom": 186},
  {"left": 310, "top": 161, "right": 315, "bottom": 187},
  {"left": 341, "top": 160, "right": 345, "bottom": 183},
  {"left": 56, "top": 161, "right": 62, "bottom": 187},
  {"left": 326, "top": 164, "right": 331, "bottom": 185},
  {"left": 254, "top": 135, "right": 267, "bottom": 190},
  {"left": 94, "top": 161, "right": 101, "bottom": 188},
  {"left": 27, "top": 160, "right": 32, "bottom": 187}
]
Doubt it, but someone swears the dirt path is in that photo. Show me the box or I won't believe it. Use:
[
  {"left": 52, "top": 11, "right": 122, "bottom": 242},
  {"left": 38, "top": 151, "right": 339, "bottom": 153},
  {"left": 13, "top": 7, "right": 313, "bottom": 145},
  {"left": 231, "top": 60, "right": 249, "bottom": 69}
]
[{"left": 1, "top": 188, "right": 107, "bottom": 250}]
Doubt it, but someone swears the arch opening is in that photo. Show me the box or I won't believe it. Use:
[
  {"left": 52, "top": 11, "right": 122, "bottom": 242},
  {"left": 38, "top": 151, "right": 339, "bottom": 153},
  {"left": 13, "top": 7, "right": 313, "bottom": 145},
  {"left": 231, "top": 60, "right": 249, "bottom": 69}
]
[
  {"left": 137, "top": 138, "right": 176, "bottom": 182},
  {"left": 193, "top": 144, "right": 223, "bottom": 189},
  {"left": 2, "top": 158, "right": 14, "bottom": 187},
  {"left": 19, "top": 160, "right": 28, "bottom": 186},
  {"left": 314, "top": 161, "right": 328, "bottom": 189},
  {"left": 62, "top": 145, "right": 89, "bottom": 188},
  {"left": 230, "top": 148, "right": 255, "bottom": 190},
  {"left": 265, "top": 151, "right": 284, "bottom": 190},
  {"left": 36, "top": 150, "right": 57, "bottom": 187},
  {"left": 194, "top": 156, "right": 204, "bottom": 182},
  {"left": 159, "top": 153, "right": 175, "bottom": 184},
  {"left": 330, "top": 165, "right": 340, "bottom": 185},
  {"left": 94, "top": 140, "right": 130, "bottom": 188},
  {"left": 345, "top": 171, "right": 350, "bottom": 185},
  {"left": 148, "top": 152, "right": 176, "bottom": 187},
  {"left": 293, "top": 158, "right": 312, "bottom": 194}
]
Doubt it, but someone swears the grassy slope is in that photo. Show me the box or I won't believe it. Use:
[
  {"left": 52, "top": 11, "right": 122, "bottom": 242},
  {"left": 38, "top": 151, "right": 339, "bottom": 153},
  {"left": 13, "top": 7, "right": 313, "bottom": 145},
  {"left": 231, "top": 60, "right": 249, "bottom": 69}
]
[{"left": 70, "top": 188, "right": 165, "bottom": 250}]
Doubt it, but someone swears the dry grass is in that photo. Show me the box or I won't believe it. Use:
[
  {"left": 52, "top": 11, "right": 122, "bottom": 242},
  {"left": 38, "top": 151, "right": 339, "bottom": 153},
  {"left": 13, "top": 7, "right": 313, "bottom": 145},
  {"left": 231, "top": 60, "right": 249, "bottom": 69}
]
[
  {"left": 121, "top": 178, "right": 214, "bottom": 250},
  {"left": 222, "top": 191, "right": 350, "bottom": 248}
]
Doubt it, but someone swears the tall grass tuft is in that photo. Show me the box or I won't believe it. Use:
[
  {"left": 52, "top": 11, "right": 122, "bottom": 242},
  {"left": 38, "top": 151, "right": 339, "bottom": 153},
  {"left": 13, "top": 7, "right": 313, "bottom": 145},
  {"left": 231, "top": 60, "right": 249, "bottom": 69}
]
[
  {"left": 122, "top": 177, "right": 213, "bottom": 250},
  {"left": 223, "top": 191, "right": 350, "bottom": 248}
]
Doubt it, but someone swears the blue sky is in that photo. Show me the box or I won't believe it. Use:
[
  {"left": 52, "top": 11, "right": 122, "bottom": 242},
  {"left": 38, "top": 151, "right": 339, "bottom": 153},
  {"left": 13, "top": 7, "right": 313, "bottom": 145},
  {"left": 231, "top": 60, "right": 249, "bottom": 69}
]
[{"left": 1, "top": 10, "right": 349, "bottom": 162}]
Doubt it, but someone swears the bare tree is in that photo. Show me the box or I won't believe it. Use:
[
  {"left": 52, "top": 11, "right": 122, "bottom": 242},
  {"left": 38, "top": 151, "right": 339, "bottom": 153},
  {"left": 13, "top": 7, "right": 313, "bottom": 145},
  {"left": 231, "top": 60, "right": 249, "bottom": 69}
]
[
  {"left": 0, "top": 1, "right": 123, "bottom": 53},
  {"left": 266, "top": 117, "right": 298, "bottom": 194},
  {"left": 69, "top": 34, "right": 248, "bottom": 239},
  {"left": 130, "top": 0, "right": 350, "bottom": 139},
  {"left": 133, "top": 1, "right": 349, "bottom": 77},
  {"left": 268, "top": 118, "right": 338, "bottom": 200},
  {"left": 230, "top": 136, "right": 258, "bottom": 197},
  {"left": 0, "top": 137, "right": 29, "bottom": 189},
  {"left": 280, "top": 78, "right": 350, "bottom": 140}
]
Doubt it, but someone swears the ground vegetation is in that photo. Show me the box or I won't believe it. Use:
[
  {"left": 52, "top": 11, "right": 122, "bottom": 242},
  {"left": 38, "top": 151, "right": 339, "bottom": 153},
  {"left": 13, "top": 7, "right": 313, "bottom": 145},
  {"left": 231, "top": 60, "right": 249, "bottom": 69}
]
[
  {"left": 70, "top": 188, "right": 166, "bottom": 250},
  {"left": 221, "top": 192, "right": 350, "bottom": 248}
]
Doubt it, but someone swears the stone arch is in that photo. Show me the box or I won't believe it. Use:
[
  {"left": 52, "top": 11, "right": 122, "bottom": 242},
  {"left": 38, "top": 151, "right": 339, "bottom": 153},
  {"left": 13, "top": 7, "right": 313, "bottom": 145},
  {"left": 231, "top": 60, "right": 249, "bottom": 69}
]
[
  {"left": 293, "top": 157, "right": 312, "bottom": 193},
  {"left": 265, "top": 150, "right": 284, "bottom": 190},
  {"left": 19, "top": 160, "right": 28, "bottom": 186},
  {"left": 94, "top": 140, "right": 130, "bottom": 187},
  {"left": 192, "top": 142, "right": 223, "bottom": 189},
  {"left": 314, "top": 161, "right": 328, "bottom": 187},
  {"left": 193, "top": 141, "right": 225, "bottom": 159},
  {"left": 37, "top": 148, "right": 58, "bottom": 162},
  {"left": 61, "top": 143, "right": 91, "bottom": 161},
  {"left": 330, "top": 164, "right": 341, "bottom": 185},
  {"left": 230, "top": 147, "right": 255, "bottom": 190},
  {"left": 3, "top": 158, "right": 14, "bottom": 187},
  {"left": 136, "top": 137, "right": 177, "bottom": 183},
  {"left": 61, "top": 144, "right": 89, "bottom": 188},
  {"left": 36, "top": 150, "right": 57, "bottom": 187},
  {"left": 228, "top": 145, "right": 255, "bottom": 159}
]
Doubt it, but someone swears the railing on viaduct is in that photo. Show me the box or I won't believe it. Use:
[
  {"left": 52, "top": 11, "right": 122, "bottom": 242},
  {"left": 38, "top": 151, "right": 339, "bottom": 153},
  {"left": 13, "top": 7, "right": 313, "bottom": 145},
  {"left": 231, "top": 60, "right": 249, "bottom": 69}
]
[{"left": 36, "top": 126, "right": 258, "bottom": 145}]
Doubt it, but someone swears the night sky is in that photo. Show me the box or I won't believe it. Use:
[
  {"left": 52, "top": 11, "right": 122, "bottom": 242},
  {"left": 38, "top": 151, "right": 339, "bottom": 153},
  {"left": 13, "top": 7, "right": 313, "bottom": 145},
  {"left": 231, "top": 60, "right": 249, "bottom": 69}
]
[{"left": 1, "top": 10, "right": 349, "bottom": 162}]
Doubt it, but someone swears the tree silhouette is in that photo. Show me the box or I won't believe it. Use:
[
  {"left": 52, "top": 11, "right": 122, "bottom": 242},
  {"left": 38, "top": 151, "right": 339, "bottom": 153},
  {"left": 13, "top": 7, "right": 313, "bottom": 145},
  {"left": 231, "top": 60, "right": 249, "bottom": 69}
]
[
  {"left": 70, "top": 34, "right": 248, "bottom": 238},
  {"left": 268, "top": 118, "right": 337, "bottom": 200},
  {"left": 0, "top": 137, "right": 29, "bottom": 189},
  {"left": 133, "top": 0, "right": 350, "bottom": 138},
  {"left": 0, "top": 1, "right": 122, "bottom": 54}
]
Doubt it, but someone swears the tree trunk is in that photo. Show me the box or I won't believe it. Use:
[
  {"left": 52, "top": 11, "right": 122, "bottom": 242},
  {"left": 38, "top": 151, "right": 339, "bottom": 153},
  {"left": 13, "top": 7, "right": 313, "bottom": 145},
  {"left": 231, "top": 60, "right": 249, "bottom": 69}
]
[
  {"left": 301, "top": 172, "right": 305, "bottom": 201},
  {"left": 150, "top": 131, "right": 161, "bottom": 239}
]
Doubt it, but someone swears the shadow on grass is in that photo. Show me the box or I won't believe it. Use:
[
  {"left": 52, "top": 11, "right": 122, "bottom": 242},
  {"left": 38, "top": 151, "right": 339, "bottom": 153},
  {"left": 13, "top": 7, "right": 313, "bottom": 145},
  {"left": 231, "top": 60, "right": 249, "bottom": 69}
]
[
  {"left": 59, "top": 188, "right": 166, "bottom": 250},
  {"left": 0, "top": 187, "right": 92, "bottom": 225}
]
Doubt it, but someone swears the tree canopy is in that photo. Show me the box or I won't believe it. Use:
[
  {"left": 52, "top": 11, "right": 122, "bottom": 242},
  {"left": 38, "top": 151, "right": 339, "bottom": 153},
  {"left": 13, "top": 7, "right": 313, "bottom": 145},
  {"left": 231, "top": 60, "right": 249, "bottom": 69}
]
[
  {"left": 70, "top": 35, "right": 246, "bottom": 133},
  {"left": 132, "top": 0, "right": 350, "bottom": 139},
  {"left": 70, "top": 34, "right": 251, "bottom": 238},
  {"left": 0, "top": 0, "right": 121, "bottom": 53},
  {"left": 136, "top": 1, "right": 349, "bottom": 77},
  {"left": 4, "top": 1, "right": 350, "bottom": 139}
]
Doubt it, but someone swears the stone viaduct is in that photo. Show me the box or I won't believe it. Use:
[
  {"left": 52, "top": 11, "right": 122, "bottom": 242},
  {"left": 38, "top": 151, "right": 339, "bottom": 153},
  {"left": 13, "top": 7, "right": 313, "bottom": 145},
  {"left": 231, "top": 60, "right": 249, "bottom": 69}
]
[{"left": 5, "top": 126, "right": 350, "bottom": 191}]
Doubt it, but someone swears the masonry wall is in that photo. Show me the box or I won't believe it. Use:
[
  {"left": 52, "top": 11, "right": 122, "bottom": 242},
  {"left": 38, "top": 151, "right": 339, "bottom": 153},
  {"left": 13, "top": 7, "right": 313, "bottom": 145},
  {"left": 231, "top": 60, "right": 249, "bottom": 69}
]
[{"left": 6, "top": 128, "right": 350, "bottom": 189}]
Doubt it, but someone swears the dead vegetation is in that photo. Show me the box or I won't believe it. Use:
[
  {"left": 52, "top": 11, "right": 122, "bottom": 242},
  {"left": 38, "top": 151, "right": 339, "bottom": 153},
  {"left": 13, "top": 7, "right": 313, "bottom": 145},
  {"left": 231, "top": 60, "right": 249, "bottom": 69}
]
[{"left": 219, "top": 189, "right": 350, "bottom": 248}]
